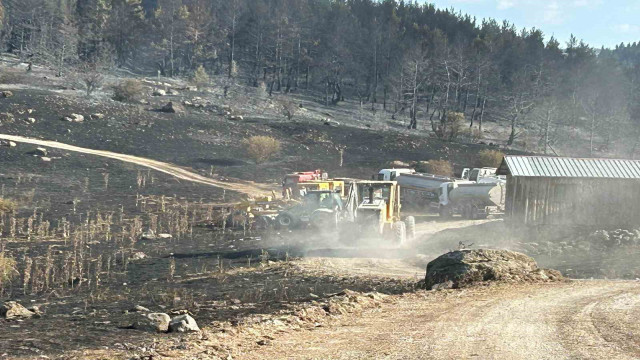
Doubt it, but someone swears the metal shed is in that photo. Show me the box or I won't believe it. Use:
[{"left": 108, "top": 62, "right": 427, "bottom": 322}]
[{"left": 497, "top": 155, "right": 640, "bottom": 226}]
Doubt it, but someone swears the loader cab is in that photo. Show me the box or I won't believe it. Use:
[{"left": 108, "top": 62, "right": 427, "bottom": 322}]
[
  {"left": 302, "top": 190, "right": 344, "bottom": 211},
  {"left": 356, "top": 181, "right": 400, "bottom": 223}
]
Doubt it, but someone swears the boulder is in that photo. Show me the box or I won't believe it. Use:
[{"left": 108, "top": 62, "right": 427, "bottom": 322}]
[
  {"left": 25, "top": 117, "right": 36, "bottom": 124},
  {"left": 167, "top": 89, "right": 180, "bottom": 96},
  {"left": 157, "top": 233, "right": 172, "bottom": 239},
  {"left": 153, "top": 89, "right": 167, "bottom": 96},
  {"left": 135, "top": 312, "right": 171, "bottom": 333},
  {"left": 425, "top": 249, "right": 562, "bottom": 290},
  {"left": 169, "top": 314, "right": 200, "bottom": 333},
  {"left": 90, "top": 113, "right": 105, "bottom": 120},
  {"left": 1, "top": 301, "right": 35, "bottom": 319},
  {"left": 41, "top": 157, "right": 52, "bottom": 162},
  {"left": 160, "top": 102, "right": 185, "bottom": 114},
  {"left": 1, "top": 91, "right": 14, "bottom": 98}
]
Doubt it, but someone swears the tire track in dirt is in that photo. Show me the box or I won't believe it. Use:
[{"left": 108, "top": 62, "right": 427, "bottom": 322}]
[
  {"left": 0, "top": 134, "right": 276, "bottom": 197},
  {"left": 243, "top": 281, "right": 640, "bottom": 360}
]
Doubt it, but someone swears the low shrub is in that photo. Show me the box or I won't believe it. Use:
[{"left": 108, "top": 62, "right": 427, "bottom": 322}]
[
  {"left": 477, "top": 149, "right": 505, "bottom": 168},
  {"left": 113, "top": 79, "right": 144, "bottom": 102},
  {"left": 428, "top": 160, "right": 454, "bottom": 177},
  {"left": 242, "top": 136, "right": 282, "bottom": 164}
]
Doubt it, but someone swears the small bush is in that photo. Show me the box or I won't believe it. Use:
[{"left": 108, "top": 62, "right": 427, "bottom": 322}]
[
  {"left": 113, "top": 79, "right": 144, "bottom": 102},
  {"left": 242, "top": 136, "right": 282, "bottom": 164},
  {"left": 0, "top": 252, "right": 18, "bottom": 290},
  {"left": 191, "top": 65, "right": 210, "bottom": 91},
  {"left": 477, "top": 149, "right": 505, "bottom": 168},
  {"left": 277, "top": 96, "right": 299, "bottom": 121},
  {"left": 0, "top": 198, "right": 16, "bottom": 213},
  {"left": 436, "top": 112, "right": 465, "bottom": 141},
  {"left": 428, "top": 160, "right": 454, "bottom": 177}
]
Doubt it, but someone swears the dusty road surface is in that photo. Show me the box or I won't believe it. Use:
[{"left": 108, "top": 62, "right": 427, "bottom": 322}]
[
  {"left": 0, "top": 134, "right": 277, "bottom": 196},
  {"left": 244, "top": 280, "right": 640, "bottom": 360}
]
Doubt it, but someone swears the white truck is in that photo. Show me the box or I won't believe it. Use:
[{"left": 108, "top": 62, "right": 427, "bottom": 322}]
[
  {"left": 438, "top": 181, "right": 506, "bottom": 219},
  {"left": 377, "top": 168, "right": 416, "bottom": 181},
  {"left": 461, "top": 167, "right": 506, "bottom": 184}
]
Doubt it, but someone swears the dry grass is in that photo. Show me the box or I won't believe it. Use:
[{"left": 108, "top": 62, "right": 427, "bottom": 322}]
[
  {"left": 0, "top": 198, "right": 16, "bottom": 212},
  {"left": 477, "top": 149, "right": 505, "bottom": 168},
  {"left": 428, "top": 160, "right": 454, "bottom": 177},
  {"left": 242, "top": 136, "right": 282, "bottom": 164},
  {"left": 0, "top": 251, "right": 18, "bottom": 291}
]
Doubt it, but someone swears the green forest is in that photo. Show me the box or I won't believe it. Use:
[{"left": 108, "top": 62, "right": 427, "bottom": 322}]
[{"left": 1, "top": 0, "right": 640, "bottom": 156}]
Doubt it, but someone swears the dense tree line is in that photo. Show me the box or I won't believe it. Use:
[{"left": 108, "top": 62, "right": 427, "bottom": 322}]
[{"left": 0, "top": 0, "right": 639, "bottom": 156}]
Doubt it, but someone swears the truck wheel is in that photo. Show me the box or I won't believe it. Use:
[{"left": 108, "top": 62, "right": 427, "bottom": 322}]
[
  {"left": 393, "top": 221, "right": 406, "bottom": 244},
  {"left": 439, "top": 206, "right": 452, "bottom": 219},
  {"left": 405, "top": 216, "right": 416, "bottom": 239}
]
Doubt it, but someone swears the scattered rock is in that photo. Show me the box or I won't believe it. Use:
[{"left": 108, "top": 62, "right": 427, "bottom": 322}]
[
  {"left": 229, "top": 115, "right": 243, "bottom": 121},
  {"left": 390, "top": 160, "right": 411, "bottom": 168},
  {"left": 160, "top": 101, "right": 185, "bottom": 114},
  {"left": 61, "top": 114, "right": 84, "bottom": 122},
  {"left": 0, "top": 140, "right": 16, "bottom": 147},
  {"left": 169, "top": 314, "right": 200, "bottom": 333},
  {"left": 424, "top": 249, "right": 563, "bottom": 290},
  {"left": 167, "top": 89, "right": 180, "bottom": 96},
  {"left": 32, "top": 147, "right": 48, "bottom": 156},
  {"left": 132, "top": 305, "right": 150, "bottom": 313},
  {"left": 153, "top": 89, "right": 167, "bottom": 96},
  {"left": 27, "top": 306, "right": 43, "bottom": 317},
  {"left": 157, "top": 233, "right": 172, "bottom": 239},
  {"left": 41, "top": 156, "right": 52, "bottom": 162},
  {"left": 1, "top": 301, "right": 35, "bottom": 319},
  {"left": 25, "top": 117, "right": 36, "bottom": 124},
  {"left": 136, "top": 312, "right": 171, "bottom": 333},
  {"left": 90, "top": 113, "right": 105, "bottom": 120},
  {"left": 141, "top": 229, "right": 156, "bottom": 240},
  {"left": 130, "top": 251, "right": 147, "bottom": 260},
  {"left": 0, "top": 112, "right": 15, "bottom": 123},
  {"left": 1, "top": 91, "right": 14, "bottom": 98}
]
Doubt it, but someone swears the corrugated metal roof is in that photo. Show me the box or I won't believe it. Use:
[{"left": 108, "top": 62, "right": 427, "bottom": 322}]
[{"left": 497, "top": 155, "right": 640, "bottom": 178}]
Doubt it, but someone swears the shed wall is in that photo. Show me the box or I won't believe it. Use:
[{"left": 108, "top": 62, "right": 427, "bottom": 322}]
[{"left": 506, "top": 177, "right": 640, "bottom": 226}]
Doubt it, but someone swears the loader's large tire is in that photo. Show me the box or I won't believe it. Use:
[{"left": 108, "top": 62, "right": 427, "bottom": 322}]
[
  {"left": 275, "top": 213, "right": 294, "bottom": 229},
  {"left": 393, "top": 221, "right": 406, "bottom": 245},
  {"left": 405, "top": 216, "right": 416, "bottom": 240}
]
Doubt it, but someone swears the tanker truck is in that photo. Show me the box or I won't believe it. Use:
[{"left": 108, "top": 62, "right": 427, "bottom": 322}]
[
  {"left": 438, "top": 181, "right": 506, "bottom": 219},
  {"left": 395, "top": 173, "right": 453, "bottom": 210}
]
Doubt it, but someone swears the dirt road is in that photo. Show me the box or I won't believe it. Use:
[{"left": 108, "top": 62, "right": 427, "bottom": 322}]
[
  {"left": 0, "top": 134, "right": 277, "bottom": 197},
  {"left": 244, "top": 280, "right": 640, "bottom": 359}
]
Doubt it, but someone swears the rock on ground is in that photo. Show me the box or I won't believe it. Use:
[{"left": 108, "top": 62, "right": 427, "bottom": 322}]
[
  {"left": 169, "top": 314, "right": 200, "bottom": 333},
  {"left": 1, "top": 301, "right": 35, "bottom": 319},
  {"left": 160, "top": 101, "right": 185, "bottom": 114},
  {"left": 135, "top": 312, "right": 171, "bottom": 333},
  {"left": 1, "top": 90, "right": 14, "bottom": 98},
  {"left": 425, "top": 249, "right": 563, "bottom": 290}
]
